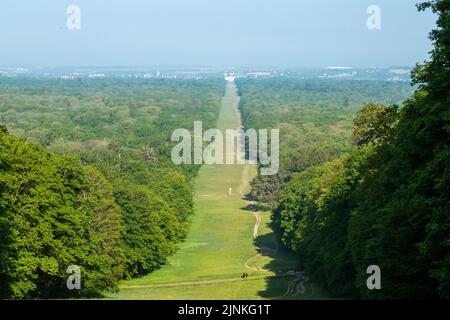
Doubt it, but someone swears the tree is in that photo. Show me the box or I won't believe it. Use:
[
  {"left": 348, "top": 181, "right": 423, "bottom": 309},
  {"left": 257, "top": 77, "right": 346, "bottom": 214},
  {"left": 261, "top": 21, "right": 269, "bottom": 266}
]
[
  {"left": 350, "top": 104, "right": 399, "bottom": 147},
  {"left": 83, "top": 166, "right": 124, "bottom": 294},
  {"left": 0, "top": 132, "right": 122, "bottom": 298},
  {"left": 272, "top": 1, "right": 450, "bottom": 298},
  {"left": 114, "top": 183, "right": 175, "bottom": 278}
]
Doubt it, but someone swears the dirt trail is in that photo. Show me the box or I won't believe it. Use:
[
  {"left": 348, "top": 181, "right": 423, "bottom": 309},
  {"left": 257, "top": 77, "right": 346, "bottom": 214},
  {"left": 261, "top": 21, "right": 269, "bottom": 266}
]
[
  {"left": 238, "top": 164, "right": 250, "bottom": 197},
  {"left": 111, "top": 81, "right": 311, "bottom": 300},
  {"left": 238, "top": 164, "right": 262, "bottom": 239},
  {"left": 253, "top": 212, "right": 261, "bottom": 238},
  {"left": 234, "top": 108, "right": 308, "bottom": 297},
  {"left": 244, "top": 253, "right": 270, "bottom": 272},
  {"left": 232, "top": 83, "right": 308, "bottom": 298},
  {"left": 239, "top": 163, "right": 309, "bottom": 297},
  {"left": 282, "top": 272, "right": 310, "bottom": 297}
]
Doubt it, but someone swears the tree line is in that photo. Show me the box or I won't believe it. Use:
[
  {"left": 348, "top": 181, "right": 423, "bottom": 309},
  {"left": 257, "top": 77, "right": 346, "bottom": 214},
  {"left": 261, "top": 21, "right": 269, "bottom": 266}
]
[
  {"left": 0, "top": 78, "right": 225, "bottom": 298},
  {"left": 271, "top": 1, "right": 449, "bottom": 299},
  {"left": 236, "top": 72, "right": 413, "bottom": 204}
]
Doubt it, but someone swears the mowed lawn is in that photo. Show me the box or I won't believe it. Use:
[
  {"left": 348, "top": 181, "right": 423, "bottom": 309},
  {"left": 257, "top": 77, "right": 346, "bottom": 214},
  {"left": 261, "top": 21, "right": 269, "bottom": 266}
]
[{"left": 106, "top": 83, "right": 324, "bottom": 300}]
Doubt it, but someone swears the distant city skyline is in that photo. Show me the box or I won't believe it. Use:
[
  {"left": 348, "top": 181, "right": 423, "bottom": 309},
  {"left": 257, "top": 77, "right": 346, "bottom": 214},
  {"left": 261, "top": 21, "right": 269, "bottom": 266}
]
[{"left": 0, "top": 0, "right": 436, "bottom": 68}]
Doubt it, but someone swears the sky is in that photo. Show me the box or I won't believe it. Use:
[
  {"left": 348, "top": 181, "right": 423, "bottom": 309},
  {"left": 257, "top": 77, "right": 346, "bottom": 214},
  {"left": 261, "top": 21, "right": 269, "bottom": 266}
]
[{"left": 0, "top": 0, "right": 437, "bottom": 68}]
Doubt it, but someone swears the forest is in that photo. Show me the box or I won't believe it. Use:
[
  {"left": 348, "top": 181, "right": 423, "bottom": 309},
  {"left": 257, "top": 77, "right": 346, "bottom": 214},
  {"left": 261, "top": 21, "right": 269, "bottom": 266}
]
[
  {"left": 0, "top": 0, "right": 448, "bottom": 301},
  {"left": 253, "top": 1, "right": 449, "bottom": 299},
  {"left": 0, "top": 78, "right": 224, "bottom": 298},
  {"left": 236, "top": 78, "right": 413, "bottom": 203}
]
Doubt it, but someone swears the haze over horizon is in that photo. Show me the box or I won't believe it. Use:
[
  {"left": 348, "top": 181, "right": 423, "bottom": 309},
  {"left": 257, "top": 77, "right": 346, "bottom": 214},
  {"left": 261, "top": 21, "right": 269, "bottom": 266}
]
[{"left": 1, "top": 0, "right": 436, "bottom": 68}]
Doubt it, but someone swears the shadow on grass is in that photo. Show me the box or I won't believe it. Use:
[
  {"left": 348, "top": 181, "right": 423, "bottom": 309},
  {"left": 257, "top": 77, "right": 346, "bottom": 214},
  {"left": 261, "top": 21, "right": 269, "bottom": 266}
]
[
  {"left": 254, "top": 233, "right": 308, "bottom": 300},
  {"left": 239, "top": 201, "right": 306, "bottom": 299},
  {"left": 240, "top": 202, "right": 271, "bottom": 212}
]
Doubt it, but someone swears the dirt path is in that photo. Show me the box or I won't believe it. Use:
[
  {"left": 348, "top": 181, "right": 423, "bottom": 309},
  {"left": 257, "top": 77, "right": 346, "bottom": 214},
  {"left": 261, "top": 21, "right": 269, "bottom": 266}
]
[
  {"left": 239, "top": 162, "right": 309, "bottom": 297},
  {"left": 238, "top": 164, "right": 250, "bottom": 197},
  {"left": 233, "top": 82, "right": 310, "bottom": 298},
  {"left": 112, "top": 81, "right": 311, "bottom": 300},
  {"left": 238, "top": 164, "right": 262, "bottom": 239},
  {"left": 244, "top": 253, "right": 270, "bottom": 272},
  {"left": 282, "top": 272, "right": 310, "bottom": 297},
  {"left": 253, "top": 212, "right": 261, "bottom": 238}
]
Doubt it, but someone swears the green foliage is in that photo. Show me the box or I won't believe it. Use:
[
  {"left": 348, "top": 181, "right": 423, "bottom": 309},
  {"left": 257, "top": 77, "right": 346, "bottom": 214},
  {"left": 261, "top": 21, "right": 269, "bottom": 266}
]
[
  {"left": 350, "top": 104, "right": 400, "bottom": 146},
  {"left": 236, "top": 78, "right": 412, "bottom": 203},
  {"left": 350, "top": 0, "right": 450, "bottom": 299},
  {"left": 0, "top": 78, "right": 223, "bottom": 298},
  {"left": 0, "top": 78, "right": 223, "bottom": 179},
  {"left": 0, "top": 132, "right": 122, "bottom": 298},
  {"left": 83, "top": 166, "right": 124, "bottom": 293},
  {"left": 271, "top": 1, "right": 450, "bottom": 299},
  {"left": 114, "top": 183, "right": 174, "bottom": 277},
  {"left": 273, "top": 149, "right": 373, "bottom": 297}
]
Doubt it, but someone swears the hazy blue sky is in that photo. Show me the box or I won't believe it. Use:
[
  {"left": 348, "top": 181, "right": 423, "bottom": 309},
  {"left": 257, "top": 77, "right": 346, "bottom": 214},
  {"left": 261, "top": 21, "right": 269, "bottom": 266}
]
[{"left": 0, "top": 0, "right": 436, "bottom": 67}]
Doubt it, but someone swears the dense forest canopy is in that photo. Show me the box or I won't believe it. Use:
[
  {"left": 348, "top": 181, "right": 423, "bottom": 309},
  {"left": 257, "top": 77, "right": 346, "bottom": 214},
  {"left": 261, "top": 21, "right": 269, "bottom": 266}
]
[
  {"left": 236, "top": 78, "right": 413, "bottom": 203},
  {"left": 0, "top": 78, "right": 224, "bottom": 177},
  {"left": 0, "top": 128, "right": 123, "bottom": 298},
  {"left": 0, "top": 0, "right": 448, "bottom": 300},
  {"left": 269, "top": 0, "right": 450, "bottom": 299},
  {"left": 0, "top": 78, "right": 224, "bottom": 298}
]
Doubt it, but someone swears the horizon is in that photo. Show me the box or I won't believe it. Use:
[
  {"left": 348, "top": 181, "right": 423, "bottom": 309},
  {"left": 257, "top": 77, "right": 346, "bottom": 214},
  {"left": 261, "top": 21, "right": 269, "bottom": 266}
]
[
  {"left": 0, "top": 65, "right": 416, "bottom": 82},
  {"left": 0, "top": 64, "right": 417, "bottom": 68},
  {"left": 1, "top": 0, "right": 436, "bottom": 67}
]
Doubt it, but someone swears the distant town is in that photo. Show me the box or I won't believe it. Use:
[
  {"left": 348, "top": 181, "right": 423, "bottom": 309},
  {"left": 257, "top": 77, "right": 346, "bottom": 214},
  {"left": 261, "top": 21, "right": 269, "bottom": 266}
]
[{"left": 0, "top": 66, "right": 412, "bottom": 82}]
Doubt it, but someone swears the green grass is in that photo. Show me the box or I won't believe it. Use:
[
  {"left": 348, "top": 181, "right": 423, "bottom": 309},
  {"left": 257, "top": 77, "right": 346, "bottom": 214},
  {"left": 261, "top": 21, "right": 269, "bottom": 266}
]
[
  {"left": 112, "top": 277, "right": 329, "bottom": 300},
  {"left": 106, "top": 83, "right": 327, "bottom": 300}
]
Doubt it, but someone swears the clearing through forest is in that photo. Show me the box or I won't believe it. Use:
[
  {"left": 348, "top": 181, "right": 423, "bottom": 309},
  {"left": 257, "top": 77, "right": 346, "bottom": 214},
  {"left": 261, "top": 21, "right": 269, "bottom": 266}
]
[{"left": 107, "top": 82, "right": 325, "bottom": 300}]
